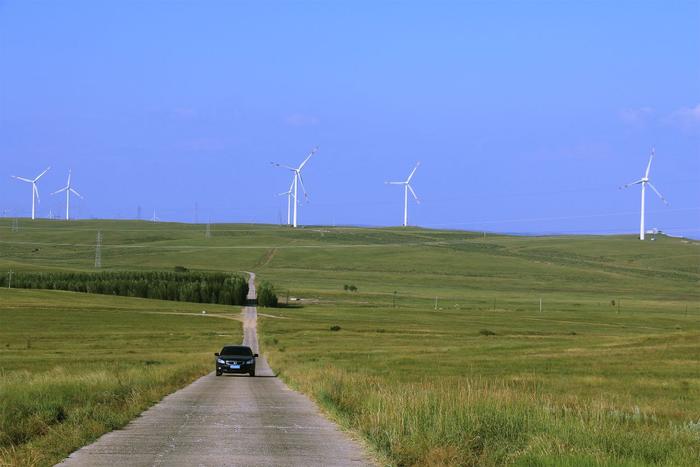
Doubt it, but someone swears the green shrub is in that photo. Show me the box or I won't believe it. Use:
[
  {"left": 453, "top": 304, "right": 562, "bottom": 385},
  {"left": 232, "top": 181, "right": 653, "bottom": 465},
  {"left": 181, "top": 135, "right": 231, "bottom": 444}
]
[{"left": 257, "top": 281, "right": 278, "bottom": 307}]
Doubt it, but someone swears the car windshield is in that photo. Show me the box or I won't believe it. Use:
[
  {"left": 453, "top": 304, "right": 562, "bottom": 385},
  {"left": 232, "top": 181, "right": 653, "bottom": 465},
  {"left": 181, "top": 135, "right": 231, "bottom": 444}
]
[{"left": 220, "top": 346, "right": 253, "bottom": 356}]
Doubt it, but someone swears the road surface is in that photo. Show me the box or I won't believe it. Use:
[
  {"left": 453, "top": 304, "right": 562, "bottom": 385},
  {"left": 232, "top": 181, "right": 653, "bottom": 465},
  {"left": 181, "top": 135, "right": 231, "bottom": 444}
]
[{"left": 58, "top": 273, "right": 372, "bottom": 467}]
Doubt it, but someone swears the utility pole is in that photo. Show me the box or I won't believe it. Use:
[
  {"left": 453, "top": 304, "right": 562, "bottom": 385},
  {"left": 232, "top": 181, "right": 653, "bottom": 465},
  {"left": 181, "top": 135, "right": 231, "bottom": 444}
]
[
  {"left": 205, "top": 221, "right": 211, "bottom": 239},
  {"left": 7, "top": 270, "right": 14, "bottom": 289},
  {"left": 95, "top": 231, "right": 102, "bottom": 269},
  {"left": 11, "top": 218, "right": 18, "bottom": 232}
]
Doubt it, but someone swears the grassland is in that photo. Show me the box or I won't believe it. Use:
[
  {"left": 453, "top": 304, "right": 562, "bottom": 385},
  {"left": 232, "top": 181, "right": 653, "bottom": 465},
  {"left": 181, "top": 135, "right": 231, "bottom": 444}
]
[
  {"left": 0, "top": 219, "right": 698, "bottom": 465},
  {"left": 0, "top": 287, "right": 241, "bottom": 466}
]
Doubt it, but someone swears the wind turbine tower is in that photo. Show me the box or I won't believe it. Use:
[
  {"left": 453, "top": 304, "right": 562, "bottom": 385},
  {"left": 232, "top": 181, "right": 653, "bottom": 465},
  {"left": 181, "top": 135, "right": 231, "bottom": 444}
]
[
  {"left": 277, "top": 178, "right": 295, "bottom": 226},
  {"left": 621, "top": 148, "right": 669, "bottom": 240},
  {"left": 271, "top": 147, "right": 318, "bottom": 228},
  {"left": 11, "top": 167, "right": 50, "bottom": 220},
  {"left": 386, "top": 162, "right": 421, "bottom": 227},
  {"left": 51, "top": 169, "right": 83, "bottom": 220}
]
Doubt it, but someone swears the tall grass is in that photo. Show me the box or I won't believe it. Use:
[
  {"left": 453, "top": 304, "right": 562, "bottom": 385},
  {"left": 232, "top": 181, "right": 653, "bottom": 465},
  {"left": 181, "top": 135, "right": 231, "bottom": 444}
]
[
  {"left": 0, "top": 363, "right": 208, "bottom": 466},
  {"left": 272, "top": 365, "right": 699, "bottom": 466}
]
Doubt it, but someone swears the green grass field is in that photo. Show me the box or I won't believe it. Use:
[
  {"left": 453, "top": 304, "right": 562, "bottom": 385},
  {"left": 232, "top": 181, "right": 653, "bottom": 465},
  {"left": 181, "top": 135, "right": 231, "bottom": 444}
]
[
  {"left": 0, "top": 287, "right": 242, "bottom": 465},
  {"left": 1, "top": 219, "right": 698, "bottom": 465}
]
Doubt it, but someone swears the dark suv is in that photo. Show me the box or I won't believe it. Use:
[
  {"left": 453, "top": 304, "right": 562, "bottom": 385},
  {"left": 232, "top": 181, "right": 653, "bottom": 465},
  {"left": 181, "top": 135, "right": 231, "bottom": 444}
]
[{"left": 215, "top": 345, "right": 257, "bottom": 377}]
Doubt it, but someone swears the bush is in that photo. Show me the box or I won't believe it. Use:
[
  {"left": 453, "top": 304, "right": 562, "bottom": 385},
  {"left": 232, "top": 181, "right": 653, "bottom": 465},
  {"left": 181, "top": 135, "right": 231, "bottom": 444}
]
[
  {"left": 330, "top": 325, "right": 341, "bottom": 331},
  {"left": 257, "top": 281, "right": 278, "bottom": 307},
  {"left": 479, "top": 329, "right": 496, "bottom": 336}
]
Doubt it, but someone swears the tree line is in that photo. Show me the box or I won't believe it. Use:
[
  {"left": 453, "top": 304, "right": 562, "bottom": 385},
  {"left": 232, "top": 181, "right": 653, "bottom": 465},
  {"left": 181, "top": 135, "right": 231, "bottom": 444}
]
[{"left": 0, "top": 271, "right": 249, "bottom": 306}]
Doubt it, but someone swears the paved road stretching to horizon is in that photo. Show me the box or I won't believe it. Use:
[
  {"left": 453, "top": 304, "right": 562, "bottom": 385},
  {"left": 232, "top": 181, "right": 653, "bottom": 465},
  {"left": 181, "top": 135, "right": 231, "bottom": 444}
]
[{"left": 58, "top": 273, "right": 373, "bottom": 467}]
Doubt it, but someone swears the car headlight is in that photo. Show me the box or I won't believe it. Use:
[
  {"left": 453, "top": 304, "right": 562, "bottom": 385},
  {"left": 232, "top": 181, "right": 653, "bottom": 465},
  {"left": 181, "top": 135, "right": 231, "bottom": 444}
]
[
  {"left": 217, "top": 358, "right": 225, "bottom": 364},
  {"left": 246, "top": 359, "right": 254, "bottom": 364}
]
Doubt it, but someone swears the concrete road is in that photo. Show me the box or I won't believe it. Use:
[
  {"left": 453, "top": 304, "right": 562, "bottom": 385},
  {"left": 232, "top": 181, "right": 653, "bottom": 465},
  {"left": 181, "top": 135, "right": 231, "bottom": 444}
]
[{"left": 58, "top": 273, "right": 373, "bottom": 467}]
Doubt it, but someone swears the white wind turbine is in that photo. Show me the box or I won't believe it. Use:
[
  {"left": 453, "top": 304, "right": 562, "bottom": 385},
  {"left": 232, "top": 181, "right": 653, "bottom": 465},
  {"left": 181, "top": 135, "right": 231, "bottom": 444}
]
[
  {"left": 271, "top": 147, "right": 318, "bottom": 228},
  {"left": 11, "top": 166, "right": 51, "bottom": 220},
  {"left": 621, "top": 147, "right": 668, "bottom": 240},
  {"left": 277, "top": 178, "right": 295, "bottom": 226},
  {"left": 51, "top": 169, "right": 83, "bottom": 220},
  {"left": 385, "top": 162, "right": 420, "bottom": 227}
]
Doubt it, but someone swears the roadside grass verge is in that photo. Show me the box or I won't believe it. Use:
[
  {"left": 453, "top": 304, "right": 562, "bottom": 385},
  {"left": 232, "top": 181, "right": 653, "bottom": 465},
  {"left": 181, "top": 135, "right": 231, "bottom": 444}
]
[
  {"left": 0, "top": 289, "right": 242, "bottom": 466},
  {"left": 0, "top": 363, "right": 207, "bottom": 466},
  {"left": 274, "top": 367, "right": 699, "bottom": 466}
]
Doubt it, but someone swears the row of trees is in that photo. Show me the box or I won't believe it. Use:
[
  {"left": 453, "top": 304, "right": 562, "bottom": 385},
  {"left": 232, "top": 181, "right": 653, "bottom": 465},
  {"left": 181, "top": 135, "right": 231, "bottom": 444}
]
[{"left": 1, "top": 271, "right": 249, "bottom": 306}]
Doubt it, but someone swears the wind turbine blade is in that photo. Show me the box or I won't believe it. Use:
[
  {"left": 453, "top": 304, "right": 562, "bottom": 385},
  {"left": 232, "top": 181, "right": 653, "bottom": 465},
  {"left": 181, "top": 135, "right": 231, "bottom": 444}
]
[
  {"left": 34, "top": 166, "right": 51, "bottom": 182},
  {"left": 51, "top": 186, "right": 68, "bottom": 195},
  {"left": 277, "top": 176, "right": 295, "bottom": 196},
  {"left": 407, "top": 184, "right": 420, "bottom": 203},
  {"left": 297, "top": 146, "right": 318, "bottom": 171},
  {"left": 12, "top": 176, "right": 33, "bottom": 183},
  {"left": 70, "top": 188, "right": 84, "bottom": 199},
  {"left": 645, "top": 149, "right": 654, "bottom": 178},
  {"left": 67, "top": 169, "right": 72, "bottom": 187},
  {"left": 406, "top": 162, "right": 420, "bottom": 183},
  {"left": 647, "top": 182, "right": 669, "bottom": 205},
  {"left": 298, "top": 173, "right": 309, "bottom": 201},
  {"left": 271, "top": 162, "right": 297, "bottom": 171},
  {"left": 620, "top": 179, "right": 643, "bottom": 189},
  {"left": 385, "top": 181, "right": 404, "bottom": 185},
  {"left": 33, "top": 184, "right": 40, "bottom": 204}
]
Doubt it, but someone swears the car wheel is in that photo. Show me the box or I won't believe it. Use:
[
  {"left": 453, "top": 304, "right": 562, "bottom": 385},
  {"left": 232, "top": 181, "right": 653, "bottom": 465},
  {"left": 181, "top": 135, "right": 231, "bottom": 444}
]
[
  {"left": 249, "top": 370, "right": 255, "bottom": 377},
  {"left": 216, "top": 371, "right": 222, "bottom": 376}
]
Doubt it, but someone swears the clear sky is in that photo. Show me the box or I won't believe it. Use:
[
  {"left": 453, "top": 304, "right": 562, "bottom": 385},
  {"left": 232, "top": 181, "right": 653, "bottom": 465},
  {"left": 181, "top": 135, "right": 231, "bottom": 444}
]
[{"left": 1, "top": 1, "right": 699, "bottom": 236}]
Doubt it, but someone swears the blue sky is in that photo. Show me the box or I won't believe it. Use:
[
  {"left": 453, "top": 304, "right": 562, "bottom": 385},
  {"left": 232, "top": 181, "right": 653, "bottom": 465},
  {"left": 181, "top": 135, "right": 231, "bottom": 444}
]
[{"left": 1, "top": 1, "right": 698, "bottom": 236}]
